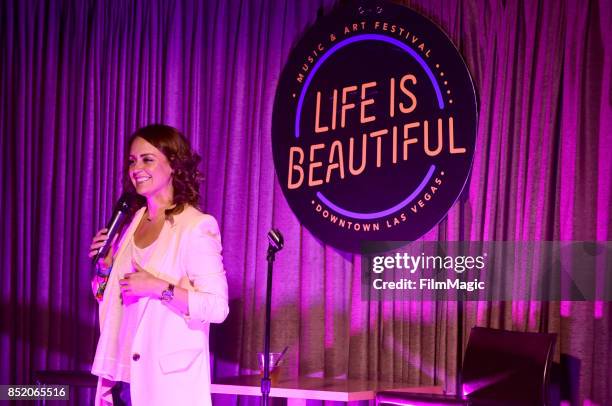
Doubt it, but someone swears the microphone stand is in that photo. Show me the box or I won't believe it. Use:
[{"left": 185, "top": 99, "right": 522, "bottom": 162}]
[{"left": 261, "top": 229, "right": 283, "bottom": 406}]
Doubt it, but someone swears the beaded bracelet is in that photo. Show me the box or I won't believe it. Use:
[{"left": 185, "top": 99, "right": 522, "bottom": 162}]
[
  {"left": 95, "top": 276, "right": 109, "bottom": 301},
  {"left": 94, "top": 263, "right": 112, "bottom": 301}
]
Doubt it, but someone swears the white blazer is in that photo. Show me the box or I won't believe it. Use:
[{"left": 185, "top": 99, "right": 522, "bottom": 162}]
[{"left": 92, "top": 205, "right": 229, "bottom": 406}]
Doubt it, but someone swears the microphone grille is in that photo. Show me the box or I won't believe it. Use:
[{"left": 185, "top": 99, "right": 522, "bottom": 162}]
[{"left": 267, "top": 229, "right": 284, "bottom": 251}]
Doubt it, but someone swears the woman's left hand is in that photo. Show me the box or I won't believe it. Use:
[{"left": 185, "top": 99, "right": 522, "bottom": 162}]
[{"left": 119, "top": 262, "right": 165, "bottom": 300}]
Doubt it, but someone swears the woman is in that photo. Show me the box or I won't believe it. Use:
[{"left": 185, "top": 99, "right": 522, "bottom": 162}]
[{"left": 89, "top": 124, "right": 229, "bottom": 406}]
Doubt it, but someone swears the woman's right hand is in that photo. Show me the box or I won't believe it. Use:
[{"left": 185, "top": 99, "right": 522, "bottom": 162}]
[{"left": 89, "top": 228, "right": 114, "bottom": 273}]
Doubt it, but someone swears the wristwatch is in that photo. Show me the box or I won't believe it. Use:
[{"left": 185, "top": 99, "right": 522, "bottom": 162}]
[{"left": 160, "top": 283, "right": 175, "bottom": 303}]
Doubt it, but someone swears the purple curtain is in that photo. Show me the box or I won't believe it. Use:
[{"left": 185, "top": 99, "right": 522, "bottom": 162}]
[{"left": 1, "top": 0, "right": 610, "bottom": 405}]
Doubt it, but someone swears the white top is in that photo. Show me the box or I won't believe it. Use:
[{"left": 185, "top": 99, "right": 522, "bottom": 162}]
[{"left": 109, "top": 235, "right": 159, "bottom": 383}]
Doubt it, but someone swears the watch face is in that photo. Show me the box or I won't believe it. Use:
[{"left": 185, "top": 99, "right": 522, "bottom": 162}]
[{"left": 161, "top": 286, "right": 174, "bottom": 302}]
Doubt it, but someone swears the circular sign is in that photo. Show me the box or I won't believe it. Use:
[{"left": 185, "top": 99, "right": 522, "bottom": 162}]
[{"left": 272, "top": 1, "right": 477, "bottom": 253}]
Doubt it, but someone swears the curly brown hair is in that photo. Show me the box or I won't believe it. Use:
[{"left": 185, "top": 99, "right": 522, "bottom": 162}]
[{"left": 123, "top": 124, "right": 203, "bottom": 218}]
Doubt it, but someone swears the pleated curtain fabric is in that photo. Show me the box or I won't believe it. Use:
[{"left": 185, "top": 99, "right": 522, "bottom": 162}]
[{"left": 0, "top": 0, "right": 610, "bottom": 404}]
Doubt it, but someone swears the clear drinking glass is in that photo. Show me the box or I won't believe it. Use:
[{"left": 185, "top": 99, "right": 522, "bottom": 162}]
[{"left": 257, "top": 352, "right": 283, "bottom": 384}]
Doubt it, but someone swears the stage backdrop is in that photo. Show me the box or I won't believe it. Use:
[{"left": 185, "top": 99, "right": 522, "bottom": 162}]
[{"left": 1, "top": 0, "right": 610, "bottom": 404}]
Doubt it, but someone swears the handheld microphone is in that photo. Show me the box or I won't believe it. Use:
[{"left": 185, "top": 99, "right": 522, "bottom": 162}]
[
  {"left": 267, "top": 229, "right": 284, "bottom": 253},
  {"left": 92, "top": 192, "right": 135, "bottom": 272}
]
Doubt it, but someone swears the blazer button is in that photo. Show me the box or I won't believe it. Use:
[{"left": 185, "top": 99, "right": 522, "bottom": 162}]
[{"left": 132, "top": 353, "right": 140, "bottom": 361}]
